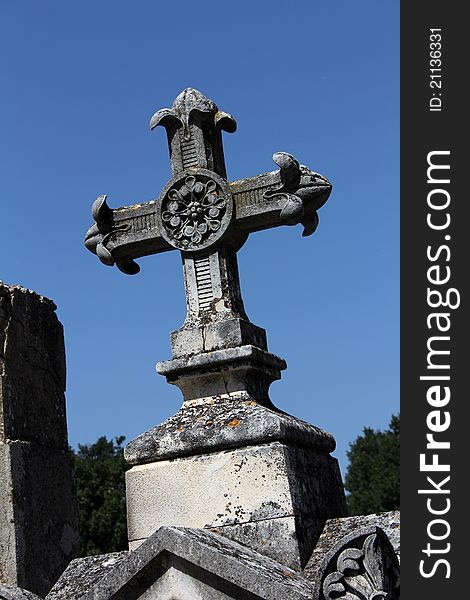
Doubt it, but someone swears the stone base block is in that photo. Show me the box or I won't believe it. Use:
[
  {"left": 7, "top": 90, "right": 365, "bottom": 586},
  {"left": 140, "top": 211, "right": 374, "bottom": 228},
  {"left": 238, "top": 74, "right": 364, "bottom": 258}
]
[
  {"left": 170, "top": 319, "right": 268, "bottom": 358},
  {"left": 126, "top": 441, "right": 346, "bottom": 570}
]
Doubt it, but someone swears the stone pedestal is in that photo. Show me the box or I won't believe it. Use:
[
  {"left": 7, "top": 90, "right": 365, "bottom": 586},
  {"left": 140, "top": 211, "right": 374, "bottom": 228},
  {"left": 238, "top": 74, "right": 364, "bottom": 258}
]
[
  {"left": 125, "top": 345, "right": 347, "bottom": 570},
  {"left": 126, "top": 439, "right": 345, "bottom": 570},
  {"left": 0, "top": 284, "right": 79, "bottom": 597}
]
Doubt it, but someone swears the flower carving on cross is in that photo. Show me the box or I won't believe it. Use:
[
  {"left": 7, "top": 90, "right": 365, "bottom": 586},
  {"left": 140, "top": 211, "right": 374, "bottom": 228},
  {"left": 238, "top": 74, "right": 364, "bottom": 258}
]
[{"left": 161, "top": 175, "right": 227, "bottom": 246}]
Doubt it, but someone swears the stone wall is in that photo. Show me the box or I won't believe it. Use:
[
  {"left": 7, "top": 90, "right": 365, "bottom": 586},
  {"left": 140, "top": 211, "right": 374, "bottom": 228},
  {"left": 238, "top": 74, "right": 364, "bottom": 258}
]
[{"left": 0, "top": 283, "right": 79, "bottom": 598}]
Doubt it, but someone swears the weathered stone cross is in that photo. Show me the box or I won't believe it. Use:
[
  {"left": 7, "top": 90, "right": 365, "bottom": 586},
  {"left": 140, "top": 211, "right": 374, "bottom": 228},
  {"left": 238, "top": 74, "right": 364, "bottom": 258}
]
[{"left": 85, "top": 88, "right": 331, "bottom": 370}]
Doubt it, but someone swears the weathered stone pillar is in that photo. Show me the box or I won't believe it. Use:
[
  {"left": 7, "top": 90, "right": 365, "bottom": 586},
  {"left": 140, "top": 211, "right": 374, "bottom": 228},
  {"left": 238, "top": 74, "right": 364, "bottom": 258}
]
[{"left": 0, "top": 283, "right": 79, "bottom": 598}]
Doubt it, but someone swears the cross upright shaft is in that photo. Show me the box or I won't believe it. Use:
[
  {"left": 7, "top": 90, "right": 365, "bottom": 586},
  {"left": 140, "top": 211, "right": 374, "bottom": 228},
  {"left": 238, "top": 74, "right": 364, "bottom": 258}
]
[
  {"left": 151, "top": 89, "right": 262, "bottom": 361},
  {"left": 150, "top": 88, "right": 251, "bottom": 333}
]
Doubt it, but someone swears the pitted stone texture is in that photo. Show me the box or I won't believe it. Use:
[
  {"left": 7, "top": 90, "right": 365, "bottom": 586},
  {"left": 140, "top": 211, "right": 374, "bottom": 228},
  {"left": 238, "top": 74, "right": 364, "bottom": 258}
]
[
  {"left": 125, "top": 399, "right": 335, "bottom": 464},
  {"left": 303, "top": 510, "right": 401, "bottom": 584},
  {"left": 0, "top": 586, "right": 42, "bottom": 600},
  {"left": 47, "top": 527, "right": 314, "bottom": 600},
  {"left": 126, "top": 442, "right": 346, "bottom": 570},
  {"left": 0, "top": 283, "right": 79, "bottom": 597},
  {"left": 46, "top": 553, "right": 128, "bottom": 600}
]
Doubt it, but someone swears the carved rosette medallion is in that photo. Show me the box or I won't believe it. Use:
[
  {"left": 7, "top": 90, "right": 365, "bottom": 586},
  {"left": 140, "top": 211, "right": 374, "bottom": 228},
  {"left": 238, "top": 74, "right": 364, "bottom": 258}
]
[{"left": 156, "top": 170, "right": 233, "bottom": 251}]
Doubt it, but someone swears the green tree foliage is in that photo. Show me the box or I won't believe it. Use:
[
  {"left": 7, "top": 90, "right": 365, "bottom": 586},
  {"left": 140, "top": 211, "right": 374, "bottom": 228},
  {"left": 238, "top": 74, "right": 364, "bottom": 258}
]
[
  {"left": 344, "top": 414, "right": 400, "bottom": 516},
  {"left": 73, "top": 436, "right": 130, "bottom": 556}
]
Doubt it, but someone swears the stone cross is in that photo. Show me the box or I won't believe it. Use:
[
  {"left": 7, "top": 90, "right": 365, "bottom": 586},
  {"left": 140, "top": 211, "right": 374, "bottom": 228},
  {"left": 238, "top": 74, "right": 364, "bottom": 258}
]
[{"left": 85, "top": 88, "right": 331, "bottom": 364}]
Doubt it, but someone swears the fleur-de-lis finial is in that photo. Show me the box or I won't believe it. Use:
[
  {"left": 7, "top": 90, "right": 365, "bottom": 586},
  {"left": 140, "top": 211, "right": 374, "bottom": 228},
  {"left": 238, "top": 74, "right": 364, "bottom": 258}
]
[{"left": 149, "top": 88, "right": 236, "bottom": 179}]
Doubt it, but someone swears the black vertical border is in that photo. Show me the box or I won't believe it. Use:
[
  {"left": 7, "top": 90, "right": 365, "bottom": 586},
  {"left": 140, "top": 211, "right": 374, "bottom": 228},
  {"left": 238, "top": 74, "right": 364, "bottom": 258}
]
[{"left": 401, "top": 2, "right": 466, "bottom": 597}]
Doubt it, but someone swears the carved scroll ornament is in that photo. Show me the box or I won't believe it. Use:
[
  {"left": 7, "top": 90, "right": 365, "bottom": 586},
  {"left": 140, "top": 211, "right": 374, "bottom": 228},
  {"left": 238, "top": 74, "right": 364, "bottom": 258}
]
[{"left": 317, "top": 527, "right": 400, "bottom": 600}]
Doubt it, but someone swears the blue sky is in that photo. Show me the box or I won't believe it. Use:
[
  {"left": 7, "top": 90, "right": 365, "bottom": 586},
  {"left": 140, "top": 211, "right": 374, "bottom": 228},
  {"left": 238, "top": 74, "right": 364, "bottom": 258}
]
[{"left": 0, "top": 0, "right": 399, "bottom": 476}]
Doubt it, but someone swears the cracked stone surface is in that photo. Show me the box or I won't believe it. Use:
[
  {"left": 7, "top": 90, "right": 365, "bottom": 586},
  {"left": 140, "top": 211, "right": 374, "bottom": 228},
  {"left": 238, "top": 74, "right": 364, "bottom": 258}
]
[{"left": 0, "top": 283, "right": 79, "bottom": 598}]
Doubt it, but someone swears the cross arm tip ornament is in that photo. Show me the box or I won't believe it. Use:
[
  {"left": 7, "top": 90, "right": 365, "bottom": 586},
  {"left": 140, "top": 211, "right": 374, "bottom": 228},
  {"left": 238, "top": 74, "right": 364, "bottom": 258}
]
[
  {"left": 84, "top": 195, "right": 142, "bottom": 275},
  {"left": 267, "top": 151, "right": 332, "bottom": 237},
  {"left": 229, "top": 151, "right": 332, "bottom": 240}
]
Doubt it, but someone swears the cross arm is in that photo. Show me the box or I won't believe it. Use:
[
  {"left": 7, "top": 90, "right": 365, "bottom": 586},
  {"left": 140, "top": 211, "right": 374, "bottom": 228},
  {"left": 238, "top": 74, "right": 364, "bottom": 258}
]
[
  {"left": 230, "top": 152, "right": 332, "bottom": 238},
  {"left": 84, "top": 152, "right": 331, "bottom": 274},
  {"left": 84, "top": 195, "right": 173, "bottom": 274},
  {"left": 84, "top": 88, "right": 332, "bottom": 279}
]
